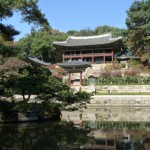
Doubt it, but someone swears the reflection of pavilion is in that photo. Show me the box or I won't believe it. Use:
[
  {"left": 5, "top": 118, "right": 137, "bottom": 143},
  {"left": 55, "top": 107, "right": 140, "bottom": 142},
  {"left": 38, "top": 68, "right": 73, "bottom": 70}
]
[
  {"left": 57, "top": 60, "right": 91, "bottom": 86},
  {"left": 82, "top": 138, "right": 116, "bottom": 150}
]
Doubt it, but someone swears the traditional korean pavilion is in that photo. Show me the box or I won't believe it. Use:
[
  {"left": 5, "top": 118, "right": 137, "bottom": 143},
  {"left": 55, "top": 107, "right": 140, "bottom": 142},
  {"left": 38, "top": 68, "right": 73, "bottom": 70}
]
[
  {"left": 53, "top": 33, "right": 122, "bottom": 64},
  {"left": 57, "top": 60, "right": 91, "bottom": 86},
  {"left": 115, "top": 49, "right": 140, "bottom": 63}
]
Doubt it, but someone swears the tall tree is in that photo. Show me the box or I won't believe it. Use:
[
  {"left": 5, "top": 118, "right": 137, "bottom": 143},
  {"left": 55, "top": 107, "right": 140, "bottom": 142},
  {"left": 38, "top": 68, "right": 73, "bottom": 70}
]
[
  {"left": 67, "top": 28, "right": 95, "bottom": 36},
  {"left": 126, "top": 0, "right": 150, "bottom": 62},
  {"left": 0, "top": 0, "right": 50, "bottom": 58},
  {"left": 95, "top": 25, "right": 127, "bottom": 37},
  {"left": 18, "top": 29, "right": 67, "bottom": 63},
  {"left": 0, "top": 0, "right": 49, "bottom": 28}
]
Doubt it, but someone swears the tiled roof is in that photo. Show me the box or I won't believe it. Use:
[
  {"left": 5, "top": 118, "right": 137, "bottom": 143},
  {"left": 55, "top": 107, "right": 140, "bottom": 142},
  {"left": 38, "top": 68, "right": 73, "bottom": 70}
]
[
  {"left": 27, "top": 56, "right": 51, "bottom": 66},
  {"left": 57, "top": 60, "right": 91, "bottom": 67},
  {"left": 53, "top": 33, "right": 122, "bottom": 47}
]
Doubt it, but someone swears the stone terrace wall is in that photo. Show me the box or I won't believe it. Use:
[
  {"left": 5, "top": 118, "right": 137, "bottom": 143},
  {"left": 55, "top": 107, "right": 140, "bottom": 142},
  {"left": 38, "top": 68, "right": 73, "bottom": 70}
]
[
  {"left": 96, "top": 85, "right": 150, "bottom": 93},
  {"left": 90, "top": 95, "right": 150, "bottom": 107}
]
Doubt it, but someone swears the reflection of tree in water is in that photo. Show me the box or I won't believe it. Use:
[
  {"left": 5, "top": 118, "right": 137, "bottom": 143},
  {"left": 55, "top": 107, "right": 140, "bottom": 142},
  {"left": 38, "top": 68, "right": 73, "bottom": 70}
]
[
  {"left": 1, "top": 122, "right": 150, "bottom": 150},
  {"left": 0, "top": 122, "right": 92, "bottom": 150}
]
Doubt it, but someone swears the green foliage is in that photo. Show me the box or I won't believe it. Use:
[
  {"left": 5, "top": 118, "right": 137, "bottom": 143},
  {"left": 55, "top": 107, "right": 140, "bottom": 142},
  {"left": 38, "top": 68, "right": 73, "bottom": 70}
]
[
  {"left": 126, "top": 0, "right": 150, "bottom": 62},
  {"left": 82, "top": 78, "right": 89, "bottom": 86},
  {"left": 66, "top": 25, "right": 127, "bottom": 39},
  {"left": 0, "top": 0, "right": 50, "bottom": 62},
  {"left": 128, "top": 59, "right": 143, "bottom": 69},
  {"left": 18, "top": 29, "right": 67, "bottom": 63},
  {"left": 0, "top": 0, "right": 49, "bottom": 27},
  {"left": 96, "top": 77, "right": 150, "bottom": 85},
  {"left": 66, "top": 28, "right": 95, "bottom": 36},
  {"left": 0, "top": 57, "right": 30, "bottom": 101},
  {"left": 1, "top": 61, "right": 91, "bottom": 116},
  {"left": 0, "top": 23, "right": 20, "bottom": 41},
  {"left": 59, "top": 90, "right": 91, "bottom": 110},
  {"left": 95, "top": 25, "right": 127, "bottom": 37},
  {"left": 0, "top": 44, "right": 19, "bottom": 57}
]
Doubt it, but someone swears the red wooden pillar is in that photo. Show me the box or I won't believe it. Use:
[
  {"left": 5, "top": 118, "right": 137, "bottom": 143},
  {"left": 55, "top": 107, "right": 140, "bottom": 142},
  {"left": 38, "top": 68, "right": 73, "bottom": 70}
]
[
  {"left": 112, "top": 49, "right": 114, "bottom": 62},
  {"left": 80, "top": 50, "right": 83, "bottom": 61},
  {"left": 103, "top": 49, "right": 105, "bottom": 63},
  {"left": 80, "top": 71, "right": 82, "bottom": 85},
  {"left": 68, "top": 72, "right": 71, "bottom": 86},
  {"left": 62, "top": 51, "right": 64, "bottom": 62},
  {"left": 92, "top": 50, "right": 94, "bottom": 64},
  {"left": 103, "top": 56, "right": 105, "bottom": 63}
]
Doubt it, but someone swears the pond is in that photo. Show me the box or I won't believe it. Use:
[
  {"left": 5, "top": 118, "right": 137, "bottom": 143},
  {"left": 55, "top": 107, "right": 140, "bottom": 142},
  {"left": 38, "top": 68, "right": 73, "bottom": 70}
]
[{"left": 1, "top": 120, "right": 150, "bottom": 150}]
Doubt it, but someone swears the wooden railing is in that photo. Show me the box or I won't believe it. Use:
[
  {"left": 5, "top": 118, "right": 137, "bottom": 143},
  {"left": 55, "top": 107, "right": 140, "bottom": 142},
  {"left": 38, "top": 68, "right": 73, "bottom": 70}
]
[{"left": 63, "top": 53, "right": 113, "bottom": 58}]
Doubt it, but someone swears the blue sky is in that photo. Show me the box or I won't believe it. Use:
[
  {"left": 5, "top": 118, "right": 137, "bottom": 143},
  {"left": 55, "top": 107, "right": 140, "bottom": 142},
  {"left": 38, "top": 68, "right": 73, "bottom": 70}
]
[{"left": 1, "top": 0, "right": 135, "bottom": 41}]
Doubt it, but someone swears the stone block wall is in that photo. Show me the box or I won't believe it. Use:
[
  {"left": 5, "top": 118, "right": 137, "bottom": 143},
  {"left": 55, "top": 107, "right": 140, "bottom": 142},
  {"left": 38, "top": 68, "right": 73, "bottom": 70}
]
[{"left": 96, "top": 85, "right": 150, "bottom": 93}]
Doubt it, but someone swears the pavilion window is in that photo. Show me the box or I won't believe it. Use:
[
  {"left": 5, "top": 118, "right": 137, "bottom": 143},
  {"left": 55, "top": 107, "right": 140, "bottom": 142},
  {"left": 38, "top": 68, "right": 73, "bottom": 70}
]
[
  {"left": 86, "top": 58, "right": 92, "bottom": 62},
  {"left": 65, "top": 59, "right": 70, "bottom": 62},
  {"left": 76, "top": 51, "right": 80, "bottom": 55},
  {"left": 94, "top": 57, "right": 103, "bottom": 64},
  {"left": 105, "top": 49, "right": 112, "bottom": 53},
  {"left": 65, "top": 51, "right": 70, "bottom": 55},
  {"left": 105, "top": 56, "right": 112, "bottom": 62},
  {"left": 94, "top": 50, "right": 103, "bottom": 54},
  {"left": 82, "top": 50, "right": 92, "bottom": 54}
]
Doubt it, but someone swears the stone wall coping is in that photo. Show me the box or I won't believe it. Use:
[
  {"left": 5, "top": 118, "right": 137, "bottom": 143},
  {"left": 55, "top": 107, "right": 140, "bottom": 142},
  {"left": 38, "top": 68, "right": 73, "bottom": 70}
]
[{"left": 92, "top": 95, "right": 150, "bottom": 98}]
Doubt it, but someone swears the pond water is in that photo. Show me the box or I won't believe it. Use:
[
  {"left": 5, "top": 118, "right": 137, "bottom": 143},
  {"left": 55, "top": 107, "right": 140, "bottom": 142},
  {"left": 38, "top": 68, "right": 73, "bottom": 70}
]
[{"left": 1, "top": 120, "right": 150, "bottom": 150}]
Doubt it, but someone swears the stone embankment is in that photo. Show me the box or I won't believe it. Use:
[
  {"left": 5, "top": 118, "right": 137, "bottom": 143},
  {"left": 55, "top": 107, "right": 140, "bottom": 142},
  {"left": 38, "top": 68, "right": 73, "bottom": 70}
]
[
  {"left": 61, "top": 95, "right": 150, "bottom": 123},
  {"left": 90, "top": 95, "right": 150, "bottom": 107},
  {"left": 95, "top": 85, "right": 150, "bottom": 93},
  {"left": 81, "top": 85, "right": 150, "bottom": 94}
]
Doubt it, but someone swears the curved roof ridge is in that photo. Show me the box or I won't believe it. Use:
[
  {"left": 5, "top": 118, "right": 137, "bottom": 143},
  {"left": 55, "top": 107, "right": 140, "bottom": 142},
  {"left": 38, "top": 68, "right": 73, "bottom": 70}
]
[
  {"left": 27, "top": 56, "right": 51, "bottom": 66},
  {"left": 70, "top": 33, "right": 112, "bottom": 40},
  {"left": 53, "top": 33, "right": 122, "bottom": 47},
  {"left": 109, "top": 36, "right": 122, "bottom": 40}
]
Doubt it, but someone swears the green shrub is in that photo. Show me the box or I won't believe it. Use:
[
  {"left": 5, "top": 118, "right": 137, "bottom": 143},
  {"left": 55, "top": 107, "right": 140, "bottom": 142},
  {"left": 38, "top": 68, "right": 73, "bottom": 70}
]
[{"left": 96, "top": 77, "right": 150, "bottom": 85}]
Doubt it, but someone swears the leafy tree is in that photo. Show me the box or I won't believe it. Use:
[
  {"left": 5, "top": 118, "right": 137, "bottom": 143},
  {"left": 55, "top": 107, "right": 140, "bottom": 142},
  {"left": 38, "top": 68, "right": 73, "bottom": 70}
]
[
  {"left": 67, "top": 28, "right": 95, "bottom": 36},
  {"left": 66, "top": 30, "right": 80, "bottom": 36},
  {"left": 0, "top": 0, "right": 50, "bottom": 63},
  {"left": 0, "top": 0, "right": 49, "bottom": 28},
  {"left": 18, "top": 28, "right": 67, "bottom": 63},
  {"left": 0, "top": 57, "right": 30, "bottom": 101},
  {"left": 126, "top": 0, "right": 150, "bottom": 62},
  {"left": 0, "top": 23, "right": 20, "bottom": 41},
  {"left": 0, "top": 0, "right": 50, "bottom": 58},
  {"left": 1, "top": 60, "right": 91, "bottom": 119},
  {"left": 78, "top": 28, "right": 95, "bottom": 36},
  {"left": 95, "top": 25, "right": 127, "bottom": 37}
]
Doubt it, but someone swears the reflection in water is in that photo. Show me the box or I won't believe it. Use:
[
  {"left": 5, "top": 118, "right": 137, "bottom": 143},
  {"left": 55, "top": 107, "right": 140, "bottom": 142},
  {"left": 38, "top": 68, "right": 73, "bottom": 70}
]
[
  {"left": 0, "top": 122, "right": 92, "bottom": 150},
  {"left": 1, "top": 121, "right": 150, "bottom": 149},
  {"left": 82, "top": 121, "right": 150, "bottom": 150},
  {"left": 1, "top": 106, "right": 150, "bottom": 150}
]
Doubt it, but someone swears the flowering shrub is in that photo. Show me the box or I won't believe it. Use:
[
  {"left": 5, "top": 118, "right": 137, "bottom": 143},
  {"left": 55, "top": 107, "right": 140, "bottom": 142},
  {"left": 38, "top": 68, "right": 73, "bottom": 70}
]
[
  {"left": 100, "top": 71, "right": 111, "bottom": 78},
  {"left": 124, "top": 69, "right": 139, "bottom": 77},
  {"left": 111, "top": 71, "right": 122, "bottom": 77}
]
